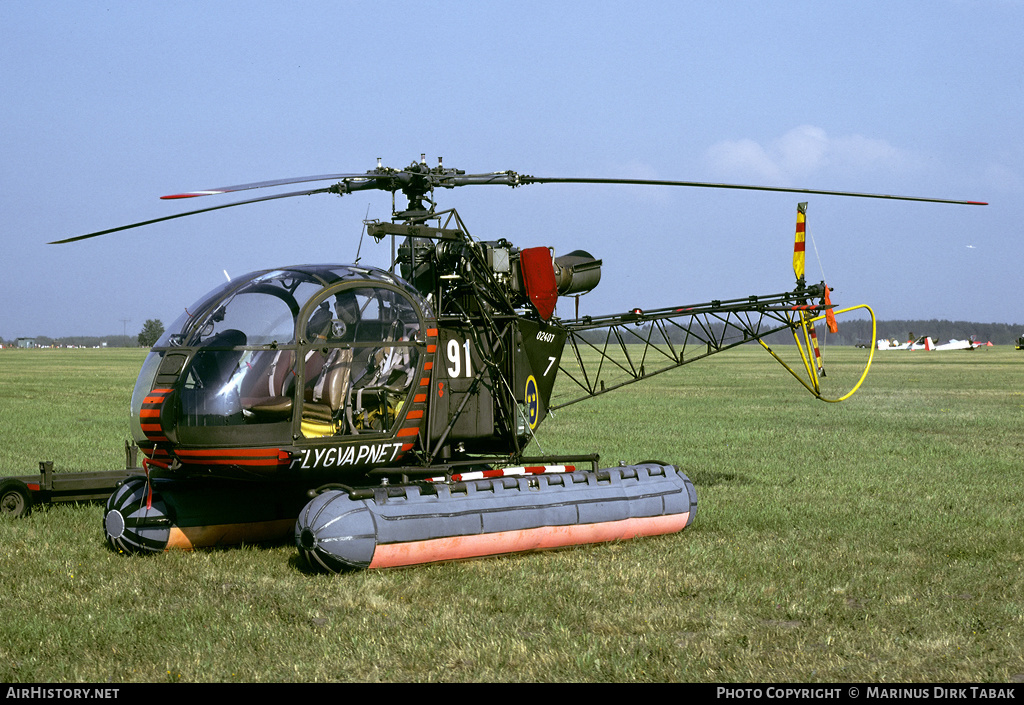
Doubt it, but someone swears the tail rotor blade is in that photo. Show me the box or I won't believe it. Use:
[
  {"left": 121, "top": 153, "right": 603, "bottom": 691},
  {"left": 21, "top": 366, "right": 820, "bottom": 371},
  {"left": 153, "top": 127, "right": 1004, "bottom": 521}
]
[{"left": 793, "top": 202, "right": 807, "bottom": 283}]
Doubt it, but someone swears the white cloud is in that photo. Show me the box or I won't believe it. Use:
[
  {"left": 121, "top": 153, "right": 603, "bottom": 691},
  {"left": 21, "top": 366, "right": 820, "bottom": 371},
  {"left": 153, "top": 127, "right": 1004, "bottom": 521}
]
[
  {"left": 775, "top": 125, "right": 830, "bottom": 176},
  {"left": 704, "top": 126, "right": 917, "bottom": 185},
  {"left": 704, "top": 138, "right": 783, "bottom": 183}
]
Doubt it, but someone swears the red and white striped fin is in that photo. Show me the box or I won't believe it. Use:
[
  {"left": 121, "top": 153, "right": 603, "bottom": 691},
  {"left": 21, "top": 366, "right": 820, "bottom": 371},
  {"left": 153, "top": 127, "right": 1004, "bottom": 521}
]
[{"left": 427, "top": 465, "right": 576, "bottom": 483}]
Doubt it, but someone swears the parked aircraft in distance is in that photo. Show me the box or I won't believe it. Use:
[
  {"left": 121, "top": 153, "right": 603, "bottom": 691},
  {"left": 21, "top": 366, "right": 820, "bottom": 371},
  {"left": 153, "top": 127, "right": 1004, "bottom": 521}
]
[{"left": 876, "top": 335, "right": 991, "bottom": 351}]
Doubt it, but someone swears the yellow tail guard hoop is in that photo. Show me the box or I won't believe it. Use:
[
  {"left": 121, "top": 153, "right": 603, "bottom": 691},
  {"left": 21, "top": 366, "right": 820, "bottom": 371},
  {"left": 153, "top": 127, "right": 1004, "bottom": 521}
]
[{"left": 759, "top": 304, "right": 877, "bottom": 403}]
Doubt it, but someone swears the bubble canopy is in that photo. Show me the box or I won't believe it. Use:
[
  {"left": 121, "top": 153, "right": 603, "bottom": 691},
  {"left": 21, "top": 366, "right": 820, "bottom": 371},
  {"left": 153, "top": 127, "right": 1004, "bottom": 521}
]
[{"left": 131, "top": 265, "right": 430, "bottom": 452}]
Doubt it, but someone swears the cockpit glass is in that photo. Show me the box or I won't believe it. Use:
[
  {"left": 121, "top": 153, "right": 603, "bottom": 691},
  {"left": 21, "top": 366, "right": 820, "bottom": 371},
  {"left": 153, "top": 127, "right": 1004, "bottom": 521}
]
[
  {"left": 153, "top": 270, "right": 332, "bottom": 349},
  {"left": 154, "top": 279, "right": 236, "bottom": 348},
  {"left": 136, "top": 266, "right": 428, "bottom": 443},
  {"left": 298, "top": 285, "right": 422, "bottom": 438},
  {"left": 305, "top": 286, "right": 422, "bottom": 345}
]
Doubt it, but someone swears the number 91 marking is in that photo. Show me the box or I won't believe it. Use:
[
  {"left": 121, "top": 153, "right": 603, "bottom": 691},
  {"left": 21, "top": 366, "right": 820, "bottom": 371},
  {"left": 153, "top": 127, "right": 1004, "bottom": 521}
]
[{"left": 446, "top": 338, "right": 473, "bottom": 378}]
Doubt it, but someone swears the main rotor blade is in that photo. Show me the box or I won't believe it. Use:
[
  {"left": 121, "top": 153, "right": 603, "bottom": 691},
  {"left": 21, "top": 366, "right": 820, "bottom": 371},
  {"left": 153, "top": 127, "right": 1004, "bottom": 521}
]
[
  {"left": 54, "top": 162, "right": 987, "bottom": 245},
  {"left": 518, "top": 175, "right": 988, "bottom": 206},
  {"left": 160, "top": 172, "right": 375, "bottom": 199},
  {"left": 51, "top": 186, "right": 334, "bottom": 244}
]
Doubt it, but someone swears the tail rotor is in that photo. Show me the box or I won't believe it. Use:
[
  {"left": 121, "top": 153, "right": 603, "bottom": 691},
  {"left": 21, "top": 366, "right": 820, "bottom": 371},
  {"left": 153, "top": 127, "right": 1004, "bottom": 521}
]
[{"left": 759, "top": 202, "right": 877, "bottom": 402}]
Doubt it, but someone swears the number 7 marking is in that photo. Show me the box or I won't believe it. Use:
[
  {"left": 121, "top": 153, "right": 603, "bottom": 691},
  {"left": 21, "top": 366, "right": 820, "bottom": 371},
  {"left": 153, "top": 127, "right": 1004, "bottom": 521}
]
[{"left": 544, "top": 356, "right": 557, "bottom": 376}]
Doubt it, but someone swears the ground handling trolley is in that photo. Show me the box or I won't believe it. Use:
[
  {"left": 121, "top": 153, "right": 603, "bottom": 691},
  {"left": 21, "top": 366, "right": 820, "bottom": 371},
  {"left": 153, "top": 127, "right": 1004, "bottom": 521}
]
[{"left": 1, "top": 442, "right": 142, "bottom": 518}]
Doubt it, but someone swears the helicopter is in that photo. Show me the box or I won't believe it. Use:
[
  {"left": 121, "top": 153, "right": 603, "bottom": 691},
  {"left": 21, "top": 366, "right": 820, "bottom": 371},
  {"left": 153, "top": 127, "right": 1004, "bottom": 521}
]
[{"left": 53, "top": 156, "right": 986, "bottom": 571}]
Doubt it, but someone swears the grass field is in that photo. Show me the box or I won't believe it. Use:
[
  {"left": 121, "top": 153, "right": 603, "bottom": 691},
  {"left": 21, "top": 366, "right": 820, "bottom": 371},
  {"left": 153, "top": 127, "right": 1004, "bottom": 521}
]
[{"left": 1, "top": 345, "right": 1022, "bottom": 683}]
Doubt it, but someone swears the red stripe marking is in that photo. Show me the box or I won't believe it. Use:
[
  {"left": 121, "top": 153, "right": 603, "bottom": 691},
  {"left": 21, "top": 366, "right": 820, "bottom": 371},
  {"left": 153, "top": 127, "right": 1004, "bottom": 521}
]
[
  {"left": 177, "top": 457, "right": 285, "bottom": 467},
  {"left": 176, "top": 448, "right": 282, "bottom": 458},
  {"left": 190, "top": 458, "right": 283, "bottom": 466}
]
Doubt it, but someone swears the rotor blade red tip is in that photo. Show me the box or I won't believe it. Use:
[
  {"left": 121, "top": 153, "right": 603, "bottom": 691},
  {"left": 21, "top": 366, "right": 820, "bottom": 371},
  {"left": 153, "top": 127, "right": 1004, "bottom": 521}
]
[{"left": 160, "top": 191, "right": 226, "bottom": 200}]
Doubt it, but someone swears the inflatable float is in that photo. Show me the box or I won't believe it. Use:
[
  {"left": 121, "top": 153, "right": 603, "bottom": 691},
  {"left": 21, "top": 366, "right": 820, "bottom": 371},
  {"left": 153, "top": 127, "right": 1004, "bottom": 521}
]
[
  {"left": 103, "top": 462, "right": 697, "bottom": 570},
  {"left": 295, "top": 462, "right": 697, "bottom": 572},
  {"left": 103, "top": 476, "right": 307, "bottom": 553}
]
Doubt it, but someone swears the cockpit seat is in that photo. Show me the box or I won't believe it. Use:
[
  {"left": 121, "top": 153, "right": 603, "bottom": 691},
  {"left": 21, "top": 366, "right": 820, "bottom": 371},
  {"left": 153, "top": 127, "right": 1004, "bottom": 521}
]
[
  {"left": 240, "top": 349, "right": 297, "bottom": 422},
  {"left": 301, "top": 348, "right": 354, "bottom": 437}
]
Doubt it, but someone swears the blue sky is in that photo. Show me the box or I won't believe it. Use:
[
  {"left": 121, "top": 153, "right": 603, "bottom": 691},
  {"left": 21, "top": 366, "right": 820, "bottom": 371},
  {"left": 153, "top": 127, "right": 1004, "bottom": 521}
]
[{"left": 2, "top": 1, "right": 1021, "bottom": 341}]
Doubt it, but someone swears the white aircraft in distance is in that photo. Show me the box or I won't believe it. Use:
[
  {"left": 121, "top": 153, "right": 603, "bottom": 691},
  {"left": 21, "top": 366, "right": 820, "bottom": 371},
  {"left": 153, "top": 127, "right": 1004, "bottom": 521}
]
[{"left": 877, "top": 335, "right": 992, "bottom": 351}]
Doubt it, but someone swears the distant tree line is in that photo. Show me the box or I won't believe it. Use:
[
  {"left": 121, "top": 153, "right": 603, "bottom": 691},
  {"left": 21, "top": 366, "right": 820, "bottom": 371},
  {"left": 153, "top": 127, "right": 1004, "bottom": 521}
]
[
  {"left": 0, "top": 335, "right": 135, "bottom": 348},
  {"left": 572, "top": 319, "right": 1024, "bottom": 347},
  {"left": 1, "top": 319, "right": 165, "bottom": 348},
  {"left": 773, "top": 319, "right": 1024, "bottom": 347},
  {"left": 3, "top": 318, "right": 1021, "bottom": 349}
]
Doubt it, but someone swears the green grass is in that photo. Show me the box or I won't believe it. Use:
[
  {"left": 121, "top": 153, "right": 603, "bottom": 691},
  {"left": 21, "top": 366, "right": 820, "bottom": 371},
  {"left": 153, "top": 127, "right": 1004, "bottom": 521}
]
[
  {"left": 0, "top": 348, "right": 142, "bottom": 473},
  {"left": 1, "top": 346, "right": 1023, "bottom": 682}
]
